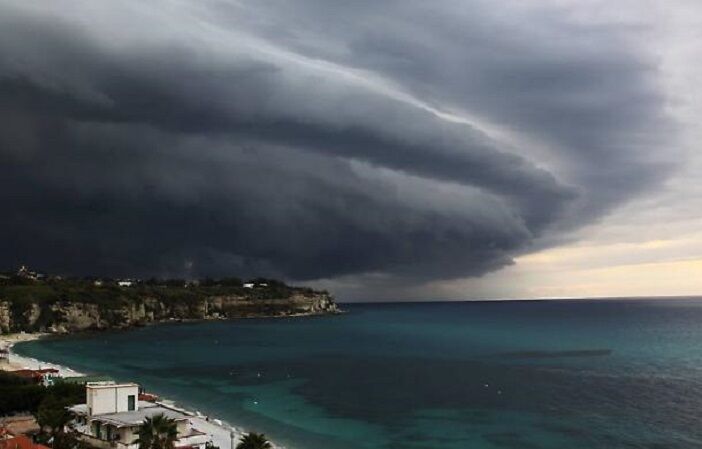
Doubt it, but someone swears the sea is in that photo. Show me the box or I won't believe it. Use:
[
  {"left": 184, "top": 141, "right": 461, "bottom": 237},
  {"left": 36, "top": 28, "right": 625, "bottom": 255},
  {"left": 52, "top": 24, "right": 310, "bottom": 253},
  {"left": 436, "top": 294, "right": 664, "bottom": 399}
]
[{"left": 14, "top": 298, "right": 702, "bottom": 449}]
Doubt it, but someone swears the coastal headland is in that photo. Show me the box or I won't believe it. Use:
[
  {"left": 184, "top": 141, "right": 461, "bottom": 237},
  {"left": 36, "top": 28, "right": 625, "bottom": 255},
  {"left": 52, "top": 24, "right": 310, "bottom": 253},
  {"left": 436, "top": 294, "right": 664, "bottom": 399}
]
[{"left": 0, "top": 268, "right": 339, "bottom": 334}]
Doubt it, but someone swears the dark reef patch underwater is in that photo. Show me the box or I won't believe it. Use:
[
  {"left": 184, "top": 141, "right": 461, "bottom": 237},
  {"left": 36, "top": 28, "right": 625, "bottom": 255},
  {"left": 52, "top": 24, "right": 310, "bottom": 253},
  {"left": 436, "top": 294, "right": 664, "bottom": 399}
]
[{"left": 15, "top": 298, "right": 702, "bottom": 448}]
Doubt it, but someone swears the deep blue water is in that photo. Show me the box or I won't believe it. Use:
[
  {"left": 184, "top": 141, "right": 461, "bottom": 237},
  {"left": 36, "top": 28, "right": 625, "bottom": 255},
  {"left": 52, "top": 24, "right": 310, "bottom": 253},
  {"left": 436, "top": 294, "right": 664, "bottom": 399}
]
[{"left": 14, "top": 299, "right": 702, "bottom": 449}]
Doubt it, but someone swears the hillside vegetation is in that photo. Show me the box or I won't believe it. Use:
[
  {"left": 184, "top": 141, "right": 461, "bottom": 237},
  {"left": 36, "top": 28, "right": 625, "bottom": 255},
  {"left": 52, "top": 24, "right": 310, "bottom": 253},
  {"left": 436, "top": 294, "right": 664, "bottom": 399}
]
[{"left": 0, "top": 274, "right": 338, "bottom": 334}]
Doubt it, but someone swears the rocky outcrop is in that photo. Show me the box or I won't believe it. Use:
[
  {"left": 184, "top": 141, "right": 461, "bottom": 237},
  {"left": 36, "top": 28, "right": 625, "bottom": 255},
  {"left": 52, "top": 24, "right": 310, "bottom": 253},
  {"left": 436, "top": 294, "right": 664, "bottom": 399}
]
[
  {"left": 0, "top": 301, "right": 11, "bottom": 333},
  {"left": 23, "top": 303, "right": 42, "bottom": 329},
  {"left": 48, "top": 302, "right": 102, "bottom": 333},
  {"left": 0, "top": 291, "right": 339, "bottom": 334}
]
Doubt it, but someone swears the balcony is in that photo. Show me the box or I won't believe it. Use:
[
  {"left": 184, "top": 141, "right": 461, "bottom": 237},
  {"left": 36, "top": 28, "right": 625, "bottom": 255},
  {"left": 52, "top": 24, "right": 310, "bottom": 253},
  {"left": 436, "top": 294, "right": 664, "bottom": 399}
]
[
  {"left": 72, "top": 426, "right": 208, "bottom": 449},
  {"left": 175, "top": 429, "right": 208, "bottom": 449}
]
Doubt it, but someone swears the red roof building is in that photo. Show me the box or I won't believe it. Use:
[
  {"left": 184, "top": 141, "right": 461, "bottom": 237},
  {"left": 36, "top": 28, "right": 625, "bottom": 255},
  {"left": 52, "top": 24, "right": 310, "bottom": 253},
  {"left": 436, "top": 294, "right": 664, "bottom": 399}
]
[
  {"left": 10, "top": 369, "right": 60, "bottom": 386},
  {"left": 138, "top": 393, "right": 159, "bottom": 402},
  {"left": 0, "top": 434, "right": 51, "bottom": 449}
]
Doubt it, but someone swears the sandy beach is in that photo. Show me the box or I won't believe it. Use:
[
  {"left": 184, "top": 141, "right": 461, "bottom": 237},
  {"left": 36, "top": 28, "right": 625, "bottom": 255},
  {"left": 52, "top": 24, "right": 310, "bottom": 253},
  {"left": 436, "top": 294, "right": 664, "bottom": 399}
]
[
  {"left": 0, "top": 332, "right": 81, "bottom": 375},
  {"left": 0, "top": 333, "right": 284, "bottom": 449}
]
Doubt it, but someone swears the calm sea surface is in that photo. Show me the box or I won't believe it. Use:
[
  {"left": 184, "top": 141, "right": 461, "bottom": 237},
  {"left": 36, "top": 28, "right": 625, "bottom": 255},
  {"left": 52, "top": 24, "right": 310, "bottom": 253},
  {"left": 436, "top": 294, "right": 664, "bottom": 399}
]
[{"left": 15, "top": 299, "right": 702, "bottom": 449}]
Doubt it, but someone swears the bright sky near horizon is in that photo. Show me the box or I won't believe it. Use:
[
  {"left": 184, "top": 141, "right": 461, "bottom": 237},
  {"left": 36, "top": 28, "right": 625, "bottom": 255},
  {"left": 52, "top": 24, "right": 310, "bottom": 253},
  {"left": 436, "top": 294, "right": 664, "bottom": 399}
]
[
  {"left": 461, "top": 1, "right": 702, "bottom": 301},
  {"left": 1, "top": 0, "right": 701, "bottom": 301}
]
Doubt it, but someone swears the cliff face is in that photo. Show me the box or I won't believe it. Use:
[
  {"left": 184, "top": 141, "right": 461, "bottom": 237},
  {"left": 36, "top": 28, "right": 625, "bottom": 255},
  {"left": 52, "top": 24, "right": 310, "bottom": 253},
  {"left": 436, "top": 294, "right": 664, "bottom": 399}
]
[
  {"left": 0, "top": 292, "right": 339, "bottom": 334},
  {"left": 0, "top": 301, "right": 11, "bottom": 333}
]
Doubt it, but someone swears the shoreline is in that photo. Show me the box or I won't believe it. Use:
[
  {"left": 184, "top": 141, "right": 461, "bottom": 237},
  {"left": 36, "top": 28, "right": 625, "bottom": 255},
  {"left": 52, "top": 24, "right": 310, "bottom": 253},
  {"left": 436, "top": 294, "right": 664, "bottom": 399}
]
[
  {"left": 0, "top": 332, "right": 82, "bottom": 376},
  {"left": 0, "top": 332, "right": 286, "bottom": 449}
]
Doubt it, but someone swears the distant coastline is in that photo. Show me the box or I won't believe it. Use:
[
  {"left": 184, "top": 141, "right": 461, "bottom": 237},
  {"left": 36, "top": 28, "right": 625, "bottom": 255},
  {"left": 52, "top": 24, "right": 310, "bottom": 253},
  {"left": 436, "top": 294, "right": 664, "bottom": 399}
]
[{"left": 0, "top": 268, "right": 340, "bottom": 335}]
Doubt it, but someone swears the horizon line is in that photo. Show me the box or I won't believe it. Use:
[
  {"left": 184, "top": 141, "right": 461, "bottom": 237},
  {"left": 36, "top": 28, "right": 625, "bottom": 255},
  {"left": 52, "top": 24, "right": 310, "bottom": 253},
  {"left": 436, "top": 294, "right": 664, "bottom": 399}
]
[{"left": 340, "top": 294, "right": 702, "bottom": 305}]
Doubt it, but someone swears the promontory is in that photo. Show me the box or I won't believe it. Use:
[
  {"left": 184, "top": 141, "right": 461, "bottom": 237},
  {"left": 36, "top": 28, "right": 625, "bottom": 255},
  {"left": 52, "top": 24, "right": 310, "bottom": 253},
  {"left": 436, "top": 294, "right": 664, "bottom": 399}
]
[{"left": 0, "top": 267, "right": 339, "bottom": 334}]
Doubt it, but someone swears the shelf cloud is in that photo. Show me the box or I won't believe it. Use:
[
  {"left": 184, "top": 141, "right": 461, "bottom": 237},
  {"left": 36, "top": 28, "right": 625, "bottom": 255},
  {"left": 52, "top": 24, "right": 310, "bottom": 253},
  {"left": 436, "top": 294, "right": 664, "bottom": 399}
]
[{"left": 0, "top": 1, "right": 675, "bottom": 288}]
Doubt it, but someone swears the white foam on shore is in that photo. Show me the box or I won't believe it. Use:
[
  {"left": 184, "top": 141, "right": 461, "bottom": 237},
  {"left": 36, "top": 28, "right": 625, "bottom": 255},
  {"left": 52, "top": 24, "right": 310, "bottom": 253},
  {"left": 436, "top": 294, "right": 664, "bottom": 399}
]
[
  {"left": 1, "top": 334, "right": 286, "bottom": 449},
  {"left": 154, "top": 398, "right": 286, "bottom": 449},
  {"left": 0, "top": 335, "right": 83, "bottom": 377}
]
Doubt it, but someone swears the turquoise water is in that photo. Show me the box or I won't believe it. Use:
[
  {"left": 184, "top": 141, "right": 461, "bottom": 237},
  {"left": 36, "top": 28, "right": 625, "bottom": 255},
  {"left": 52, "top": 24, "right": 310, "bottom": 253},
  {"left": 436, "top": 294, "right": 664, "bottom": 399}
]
[{"left": 14, "top": 299, "right": 702, "bottom": 448}]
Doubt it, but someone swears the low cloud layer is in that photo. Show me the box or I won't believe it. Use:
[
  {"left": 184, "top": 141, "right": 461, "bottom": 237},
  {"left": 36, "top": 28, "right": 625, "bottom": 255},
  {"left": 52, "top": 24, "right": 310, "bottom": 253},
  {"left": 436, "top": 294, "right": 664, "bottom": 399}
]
[{"left": 0, "top": 1, "right": 676, "bottom": 288}]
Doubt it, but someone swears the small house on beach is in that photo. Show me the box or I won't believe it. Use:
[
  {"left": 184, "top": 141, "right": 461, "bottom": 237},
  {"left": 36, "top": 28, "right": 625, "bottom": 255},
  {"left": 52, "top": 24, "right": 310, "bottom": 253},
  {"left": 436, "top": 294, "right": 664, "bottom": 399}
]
[{"left": 69, "top": 383, "right": 207, "bottom": 449}]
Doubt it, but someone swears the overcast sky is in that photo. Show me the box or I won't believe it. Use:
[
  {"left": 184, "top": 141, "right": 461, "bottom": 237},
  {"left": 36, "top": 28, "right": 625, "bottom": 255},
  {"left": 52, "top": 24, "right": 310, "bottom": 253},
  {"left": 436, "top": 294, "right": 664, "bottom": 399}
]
[{"left": 1, "top": 0, "right": 700, "bottom": 301}]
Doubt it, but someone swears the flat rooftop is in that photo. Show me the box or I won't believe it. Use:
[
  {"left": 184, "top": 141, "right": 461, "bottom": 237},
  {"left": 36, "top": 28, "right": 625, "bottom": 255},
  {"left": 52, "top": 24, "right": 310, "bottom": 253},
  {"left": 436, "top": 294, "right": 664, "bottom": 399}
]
[
  {"left": 70, "top": 402, "right": 190, "bottom": 428},
  {"left": 86, "top": 382, "right": 138, "bottom": 389}
]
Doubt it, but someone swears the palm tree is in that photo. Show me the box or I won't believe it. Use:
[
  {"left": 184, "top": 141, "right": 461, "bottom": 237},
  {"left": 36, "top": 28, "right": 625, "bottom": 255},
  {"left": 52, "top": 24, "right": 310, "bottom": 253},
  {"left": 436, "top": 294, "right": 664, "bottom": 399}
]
[
  {"left": 133, "top": 414, "right": 179, "bottom": 449},
  {"left": 235, "top": 432, "right": 271, "bottom": 449}
]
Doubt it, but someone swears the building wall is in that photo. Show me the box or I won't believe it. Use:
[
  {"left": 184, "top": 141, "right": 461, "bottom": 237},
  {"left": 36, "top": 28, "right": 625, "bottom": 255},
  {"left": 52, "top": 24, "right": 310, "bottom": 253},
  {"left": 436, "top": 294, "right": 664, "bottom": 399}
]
[
  {"left": 76, "top": 420, "right": 203, "bottom": 449},
  {"left": 76, "top": 433, "right": 135, "bottom": 449},
  {"left": 114, "top": 386, "right": 139, "bottom": 413},
  {"left": 118, "top": 426, "right": 139, "bottom": 444},
  {"left": 87, "top": 384, "right": 139, "bottom": 415},
  {"left": 176, "top": 420, "right": 189, "bottom": 436}
]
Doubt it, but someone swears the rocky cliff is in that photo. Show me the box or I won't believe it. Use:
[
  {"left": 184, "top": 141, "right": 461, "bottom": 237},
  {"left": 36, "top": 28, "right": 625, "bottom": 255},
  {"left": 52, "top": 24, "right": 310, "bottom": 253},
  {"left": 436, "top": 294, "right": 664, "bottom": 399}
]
[{"left": 0, "top": 285, "right": 339, "bottom": 334}]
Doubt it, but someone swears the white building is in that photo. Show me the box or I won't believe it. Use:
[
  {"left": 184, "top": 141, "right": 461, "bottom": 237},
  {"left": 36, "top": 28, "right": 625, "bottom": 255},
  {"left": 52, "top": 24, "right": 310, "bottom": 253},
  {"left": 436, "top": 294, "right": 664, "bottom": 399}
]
[
  {"left": 17, "top": 265, "right": 43, "bottom": 280},
  {"left": 69, "top": 383, "right": 207, "bottom": 449},
  {"left": 117, "top": 280, "right": 134, "bottom": 287},
  {"left": 243, "top": 283, "right": 254, "bottom": 289}
]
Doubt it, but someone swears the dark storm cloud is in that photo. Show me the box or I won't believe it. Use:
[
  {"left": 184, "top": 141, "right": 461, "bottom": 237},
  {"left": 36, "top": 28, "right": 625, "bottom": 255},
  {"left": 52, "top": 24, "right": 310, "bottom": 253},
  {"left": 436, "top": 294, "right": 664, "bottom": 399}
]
[{"left": 0, "top": 1, "right": 674, "bottom": 284}]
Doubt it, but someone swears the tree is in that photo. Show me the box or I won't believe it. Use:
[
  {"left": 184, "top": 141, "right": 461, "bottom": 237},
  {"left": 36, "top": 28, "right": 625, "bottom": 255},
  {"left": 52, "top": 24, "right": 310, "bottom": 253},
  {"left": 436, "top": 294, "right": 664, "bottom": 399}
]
[
  {"left": 235, "top": 433, "right": 271, "bottom": 449},
  {"left": 1, "top": 372, "right": 83, "bottom": 420},
  {"left": 34, "top": 395, "right": 75, "bottom": 449},
  {"left": 133, "top": 414, "right": 179, "bottom": 449}
]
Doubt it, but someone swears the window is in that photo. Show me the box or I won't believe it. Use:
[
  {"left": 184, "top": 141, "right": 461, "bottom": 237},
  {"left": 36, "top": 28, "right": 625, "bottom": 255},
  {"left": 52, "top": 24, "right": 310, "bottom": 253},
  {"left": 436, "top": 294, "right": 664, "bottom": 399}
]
[{"left": 127, "top": 395, "right": 136, "bottom": 411}]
